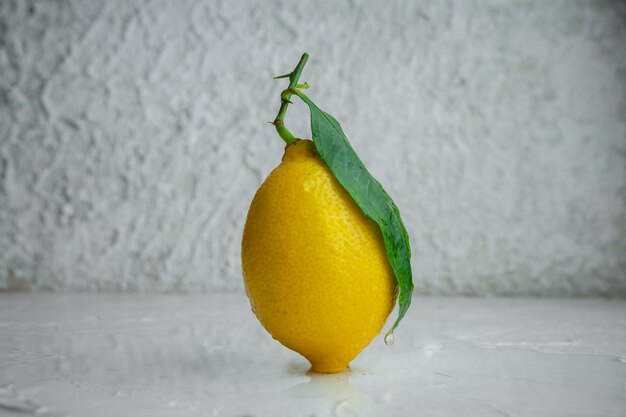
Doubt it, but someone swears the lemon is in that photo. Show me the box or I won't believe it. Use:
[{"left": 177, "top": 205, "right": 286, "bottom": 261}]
[{"left": 241, "top": 140, "right": 397, "bottom": 373}]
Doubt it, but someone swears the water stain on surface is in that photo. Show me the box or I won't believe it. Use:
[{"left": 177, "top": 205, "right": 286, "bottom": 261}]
[{"left": 286, "top": 368, "right": 372, "bottom": 417}]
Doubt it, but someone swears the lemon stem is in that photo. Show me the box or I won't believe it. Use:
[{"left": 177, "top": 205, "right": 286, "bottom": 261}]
[{"left": 273, "top": 52, "right": 309, "bottom": 145}]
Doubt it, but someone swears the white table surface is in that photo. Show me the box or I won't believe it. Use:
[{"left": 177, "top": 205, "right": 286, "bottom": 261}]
[{"left": 0, "top": 294, "right": 624, "bottom": 417}]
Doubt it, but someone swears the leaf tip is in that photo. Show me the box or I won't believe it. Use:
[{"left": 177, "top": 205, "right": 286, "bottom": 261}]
[{"left": 384, "top": 331, "right": 395, "bottom": 347}]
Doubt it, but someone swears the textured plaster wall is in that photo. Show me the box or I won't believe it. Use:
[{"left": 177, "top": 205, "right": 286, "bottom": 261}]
[{"left": 1, "top": 0, "right": 625, "bottom": 295}]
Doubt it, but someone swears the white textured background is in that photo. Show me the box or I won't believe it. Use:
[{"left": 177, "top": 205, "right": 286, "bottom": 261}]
[{"left": 1, "top": 0, "right": 625, "bottom": 295}]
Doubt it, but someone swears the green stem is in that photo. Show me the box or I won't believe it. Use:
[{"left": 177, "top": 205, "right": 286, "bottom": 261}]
[{"left": 273, "top": 53, "right": 309, "bottom": 145}]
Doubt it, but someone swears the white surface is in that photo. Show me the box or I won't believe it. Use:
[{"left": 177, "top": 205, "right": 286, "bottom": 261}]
[
  {"left": 1, "top": 294, "right": 625, "bottom": 417},
  {"left": 1, "top": 1, "right": 626, "bottom": 295}
]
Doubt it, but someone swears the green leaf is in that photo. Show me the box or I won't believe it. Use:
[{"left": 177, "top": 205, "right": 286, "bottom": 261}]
[{"left": 291, "top": 89, "right": 414, "bottom": 339}]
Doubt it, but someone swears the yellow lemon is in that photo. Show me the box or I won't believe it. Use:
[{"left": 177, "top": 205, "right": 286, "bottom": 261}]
[{"left": 241, "top": 139, "right": 397, "bottom": 373}]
